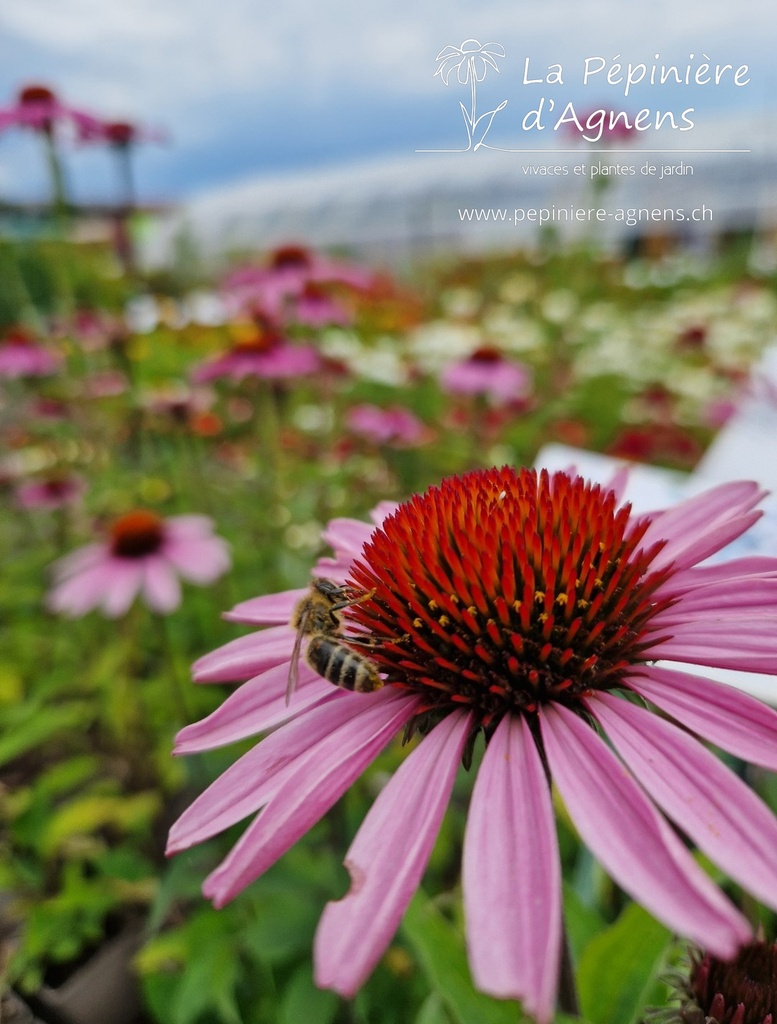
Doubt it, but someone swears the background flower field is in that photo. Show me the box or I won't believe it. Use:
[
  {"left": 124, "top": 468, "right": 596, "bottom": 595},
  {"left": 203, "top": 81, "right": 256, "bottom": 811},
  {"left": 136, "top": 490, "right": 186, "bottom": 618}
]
[{"left": 2, "top": 221, "right": 777, "bottom": 1024}]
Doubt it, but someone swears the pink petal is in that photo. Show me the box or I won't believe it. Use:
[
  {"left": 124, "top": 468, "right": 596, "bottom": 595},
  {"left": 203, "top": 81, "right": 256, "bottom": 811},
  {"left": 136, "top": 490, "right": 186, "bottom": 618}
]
[
  {"left": 592, "top": 694, "right": 777, "bottom": 913},
  {"left": 670, "top": 557, "right": 777, "bottom": 593},
  {"left": 202, "top": 690, "right": 420, "bottom": 906},
  {"left": 163, "top": 536, "right": 231, "bottom": 584},
  {"left": 629, "top": 665, "right": 777, "bottom": 771},
  {"left": 191, "top": 625, "right": 295, "bottom": 682},
  {"left": 168, "top": 688, "right": 366, "bottom": 852},
  {"left": 463, "top": 716, "right": 560, "bottom": 1024},
  {"left": 174, "top": 661, "right": 331, "bottom": 753},
  {"left": 50, "top": 542, "right": 107, "bottom": 583},
  {"left": 142, "top": 557, "right": 181, "bottom": 613},
  {"left": 314, "top": 711, "right": 471, "bottom": 997},
  {"left": 540, "top": 704, "right": 749, "bottom": 957},
  {"left": 223, "top": 588, "right": 307, "bottom": 625},
  {"left": 320, "top": 517, "right": 374, "bottom": 560},
  {"left": 656, "top": 622, "right": 777, "bottom": 673},
  {"left": 100, "top": 560, "right": 145, "bottom": 618},
  {"left": 47, "top": 560, "right": 112, "bottom": 616},
  {"left": 165, "top": 515, "right": 216, "bottom": 538},
  {"left": 654, "top": 580, "right": 777, "bottom": 625},
  {"left": 644, "top": 482, "right": 764, "bottom": 573}
]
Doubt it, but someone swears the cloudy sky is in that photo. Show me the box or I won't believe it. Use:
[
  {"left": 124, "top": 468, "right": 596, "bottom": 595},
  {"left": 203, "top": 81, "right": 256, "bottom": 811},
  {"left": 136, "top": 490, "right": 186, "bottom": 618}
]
[{"left": 0, "top": 0, "right": 771, "bottom": 204}]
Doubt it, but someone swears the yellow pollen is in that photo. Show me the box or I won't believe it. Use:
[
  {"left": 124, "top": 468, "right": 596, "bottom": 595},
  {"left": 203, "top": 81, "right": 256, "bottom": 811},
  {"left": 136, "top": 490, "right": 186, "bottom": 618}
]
[
  {"left": 513, "top": 600, "right": 522, "bottom": 612},
  {"left": 555, "top": 593, "right": 568, "bottom": 606},
  {"left": 538, "top": 612, "right": 549, "bottom": 623},
  {"left": 438, "top": 615, "right": 450, "bottom": 627},
  {"left": 449, "top": 594, "right": 460, "bottom": 604},
  {"left": 467, "top": 605, "right": 478, "bottom": 617},
  {"left": 413, "top": 617, "right": 423, "bottom": 628},
  {"left": 534, "top": 590, "right": 545, "bottom": 604},
  {"left": 578, "top": 599, "right": 590, "bottom": 610},
  {"left": 428, "top": 600, "right": 439, "bottom": 611},
  {"left": 594, "top": 578, "right": 603, "bottom": 588}
]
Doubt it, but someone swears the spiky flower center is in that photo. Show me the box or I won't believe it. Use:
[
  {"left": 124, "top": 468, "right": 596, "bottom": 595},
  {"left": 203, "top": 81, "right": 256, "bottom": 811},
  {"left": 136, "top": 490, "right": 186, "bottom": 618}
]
[
  {"left": 687, "top": 941, "right": 777, "bottom": 1024},
  {"left": 469, "top": 345, "right": 504, "bottom": 364},
  {"left": 346, "top": 467, "right": 673, "bottom": 731},
  {"left": 271, "top": 245, "right": 311, "bottom": 270},
  {"left": 110, "top": 510, "right": 165, "bottom": 558},
  {"left": 19, "top": 85, "right": 56, "bottom": 105}
]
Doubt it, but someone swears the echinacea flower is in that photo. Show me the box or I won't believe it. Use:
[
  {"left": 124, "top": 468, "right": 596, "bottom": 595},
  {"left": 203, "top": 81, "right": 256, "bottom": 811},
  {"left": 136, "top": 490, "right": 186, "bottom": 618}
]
[
  {"left": 0, "top": 327, "right": 61, "bottom": 378},
  {"left": 221, "top": 245, "right": 373, "bottom": 323},
  {"left": 345, "top": 403, "right": 429, "bottom": 447},
  {"left": 15, "top": 474, "right": 85, "bottom": 511},
  {"left": 191, "top": 332, "right": 321, "bottom": 384},
  {"left": 440, "top": 346, "right": 532, "bottom": 405},
  {"left": 654, "top": 938, "right": 777, "bottom": 1024},
  {"left": 168, "top": 467, "right": 777, "bottom": 1023},
  {"left": 48, "top": 511, "right": 230, "bottom": 617},
  {"left": 0, "top": 84, "right": 102, "bottom": 138}
]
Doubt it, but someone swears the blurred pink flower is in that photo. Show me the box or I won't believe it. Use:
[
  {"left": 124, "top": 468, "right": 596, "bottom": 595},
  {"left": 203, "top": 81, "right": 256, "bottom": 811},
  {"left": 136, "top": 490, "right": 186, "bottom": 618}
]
[
  {"left": 221, "top": 245, "right": 373, "bottom": 323},
  {"left": 75, "top": 118, "right": 166, "bottom": 147},
  {"left": 0, "top": 84, "right": 102, "bottom": 138},
  {"left": 191, "top": 333, "right": 321, "bottom": 384},
  {"left": 169, "top": 467, "right": 777, "bottom": 1023},
  {"left": 48, "top": 511, "right": 230, "bottom": 618},
  {"left": 440, "top": 346, "right": 532, "bottom": 405},
  {"left": 288, "top": 281, "right": 352, "bottom": 328},
  {"left": 0, "top": 327, "right": 61, "bottom": 378},
  {"left": 346, "top": 403, "right": 428, "bottom": 446},
  {"left": 15, "top": 474, "right": 85, "bottom": 510}
]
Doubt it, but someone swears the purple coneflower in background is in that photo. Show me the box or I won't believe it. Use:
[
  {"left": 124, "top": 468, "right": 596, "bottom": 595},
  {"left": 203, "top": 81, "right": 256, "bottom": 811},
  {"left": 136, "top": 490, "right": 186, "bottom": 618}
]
[
  {"left": 0, "top": 327, "right": 61, "bottom": 379},
  {"left": 345, "top": 403, "right": 429, "bottom": 447},
  {"left": 168, "top": 466, "right": 777, "bottom": 1023},
  {"left": 221, "top": 244, "right": 374, "bottom": 323},
  {"left": 48, "top": 511, "right": 230, "bottom": 617},
  {"left": 191, "top": 320, "right": 321, "bottom": 384},
  {"left": 0, "top": 84, "right": 101, "bottom": 137},
  {"left": 15, "top": 474, "right": 85, "bottom": 511},
  {"left": 440, "top": 345, "right": 532, "bottom": 405}
]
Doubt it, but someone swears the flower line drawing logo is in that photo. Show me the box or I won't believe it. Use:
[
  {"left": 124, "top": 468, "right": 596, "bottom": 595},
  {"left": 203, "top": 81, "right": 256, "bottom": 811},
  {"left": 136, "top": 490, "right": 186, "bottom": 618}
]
[{"left": 434, "top": 39, "right": 508, "bottom": 151}]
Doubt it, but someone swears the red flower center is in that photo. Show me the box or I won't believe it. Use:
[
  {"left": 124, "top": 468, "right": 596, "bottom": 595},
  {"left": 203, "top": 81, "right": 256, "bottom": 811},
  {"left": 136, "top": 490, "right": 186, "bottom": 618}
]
[
  {"left": 469, "top": 345, "right": 503, "bottom": 364},
  {"left": 346, "top": 468, "right": 673, "bottom": 732},
  {"left": 105, "top": 121, "right": 135, "bottom": 145},
  {"left": 3, "top": 327, "right": 35, "bottom": 347},
  {"left": 19, "top": 85, "right": 56, "bottom": 105},
  {"left": 690, "top": 940, "right": 777, "bottom": 1024},
  {"left": 270, "top": 245, "right": 312, "bottom": 270},
  {"left": 110, "top": 510, "right": 165, "bottom": 558}
]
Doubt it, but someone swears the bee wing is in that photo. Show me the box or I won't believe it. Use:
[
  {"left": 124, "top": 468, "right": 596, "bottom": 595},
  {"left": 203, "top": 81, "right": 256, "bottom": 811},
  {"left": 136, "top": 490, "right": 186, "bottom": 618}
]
[{"left": 286, "top": 608, "right": 309, "bottom": 705}]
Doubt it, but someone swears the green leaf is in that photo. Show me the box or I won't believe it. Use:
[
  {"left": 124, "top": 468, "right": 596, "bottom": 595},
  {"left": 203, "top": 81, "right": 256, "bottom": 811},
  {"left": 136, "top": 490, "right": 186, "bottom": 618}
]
[
  {"left": 563, "top": 883, "right": 606, "bottom": 964},
  {"left": 280, "top": 964, "right": 338, "bottom": 1024},
  {"left": 415, "top": 992, "right": 454, "bottom": 1024},
  {"left": 577, "top": 902, "right": 671, "bottom": 1024},
  {"left": 402, "top": 890, "right": 521, "bottom": 1024},
  {"left": 0, "top": 702, "right": 94, "bottom": 768},
  {"left": 241, "top": 882, "right": 321, "bottom": 965}
]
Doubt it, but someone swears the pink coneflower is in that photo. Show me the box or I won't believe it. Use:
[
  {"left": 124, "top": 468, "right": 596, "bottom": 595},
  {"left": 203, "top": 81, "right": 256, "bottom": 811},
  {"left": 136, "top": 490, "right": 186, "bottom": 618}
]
[
  {"left": 48, "top": 511, "right": 230, "bottom": 618},
  {"left": 0, "top": 327, "right": 60, "bottom": 378},
  {"left": 440, "top": 346, "right": 532, "bottom": 405},
  {"left": 656, "top": 938, "right": 777, "bottom": 1024},
  {"left": 0, "top": 84, "right": 101, "bottom": 137},
  {"left": 169, "top": 466, "right": 777, "bottom": 1023},
  {"left": 288, "top": 281, "right": 352, "bottom": 328},
  {"left": 191, "top": 330, "right": 321, "bottom": 384},
  {"left": 345, "top": 403, "right": 429, "bottom": 447},
  {"left": 221, "top": 245, "right": 373, "bottom": 322},
  {"left": 15, "top": 474, "right": 85, "bottom": 510}
]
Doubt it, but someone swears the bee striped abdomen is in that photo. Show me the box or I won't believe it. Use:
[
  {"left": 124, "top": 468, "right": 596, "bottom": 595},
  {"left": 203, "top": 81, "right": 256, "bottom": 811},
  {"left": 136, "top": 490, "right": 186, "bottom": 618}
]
[{"left": 307, "top": 635, "right": 382, "bottom": 693}]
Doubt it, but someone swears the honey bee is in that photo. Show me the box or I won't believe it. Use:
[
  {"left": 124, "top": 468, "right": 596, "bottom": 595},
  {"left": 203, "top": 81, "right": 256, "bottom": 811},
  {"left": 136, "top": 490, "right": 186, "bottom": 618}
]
[{"left": 286, "top": 578, "right": 383, "bottom": 704}]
